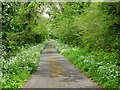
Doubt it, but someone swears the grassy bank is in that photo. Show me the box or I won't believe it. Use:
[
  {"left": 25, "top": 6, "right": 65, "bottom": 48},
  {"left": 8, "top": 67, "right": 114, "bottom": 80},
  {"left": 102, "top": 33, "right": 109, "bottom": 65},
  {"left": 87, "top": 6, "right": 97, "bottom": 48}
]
[
  {"left": 55, "top": 41, "right": 119, "bottom": 89},
  {"left": 1, "top": 41, "right": 47, "bottom": 88}
]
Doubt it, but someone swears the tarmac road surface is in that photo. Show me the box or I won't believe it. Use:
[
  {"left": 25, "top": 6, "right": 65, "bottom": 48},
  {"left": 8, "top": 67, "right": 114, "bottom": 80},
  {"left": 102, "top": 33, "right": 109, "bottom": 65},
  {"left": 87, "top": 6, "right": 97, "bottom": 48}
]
[{"left": 23, "top": 41, "right": 102, "bottom": 89}]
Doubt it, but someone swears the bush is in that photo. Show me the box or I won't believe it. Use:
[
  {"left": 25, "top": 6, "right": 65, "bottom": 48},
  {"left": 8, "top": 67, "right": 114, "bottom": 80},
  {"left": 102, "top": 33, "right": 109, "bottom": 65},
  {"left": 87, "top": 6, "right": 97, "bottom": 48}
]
[
  {"left": 56, "top": 41, "right": 119, "bottom": 88},
  {"left": 1, "top": 42, "right": 46, "bottom": 88}
]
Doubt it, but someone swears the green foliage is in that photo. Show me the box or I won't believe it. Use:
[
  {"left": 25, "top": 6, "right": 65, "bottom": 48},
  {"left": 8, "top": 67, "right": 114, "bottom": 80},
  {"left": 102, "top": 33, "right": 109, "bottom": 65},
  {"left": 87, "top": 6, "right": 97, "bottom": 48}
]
[
  {"left": 56, "top": 41, "right": 119, "bottom": 88},
  {"left": 2, "top": 2, "right": 49, "bottom": 58},
  {"left": 49, "top": 2, "right": 119, "bottom": 52},
  {"left": 1, "top": 2, "right": 49, "bottom": 88},
  {"left": 1, "top": 42, "right": 47, "bottom": 88},
  {"left": 48, "top": 2, "right": 89, "bottom": 46},
  {"left": 101, "top": 2, "right": 120, "bottom": 15},
  {"left": 1, "top": 1, "right": 119, "bottom": 89},
  {"left": 49, "top": 2, "right": 119, "bottom": 89},
  {"left": 100, "top": 2, "right": 120, "bottom": 52}
]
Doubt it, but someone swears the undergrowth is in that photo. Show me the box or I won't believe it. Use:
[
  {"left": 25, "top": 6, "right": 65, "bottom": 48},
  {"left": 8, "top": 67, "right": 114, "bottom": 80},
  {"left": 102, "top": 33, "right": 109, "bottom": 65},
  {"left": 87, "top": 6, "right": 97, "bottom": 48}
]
[
  {"left": 55, "top": 41, "right": 119, "bottom": 89},
  {"left": 1, "top": 41, "right": 47, "bottom": 88}
]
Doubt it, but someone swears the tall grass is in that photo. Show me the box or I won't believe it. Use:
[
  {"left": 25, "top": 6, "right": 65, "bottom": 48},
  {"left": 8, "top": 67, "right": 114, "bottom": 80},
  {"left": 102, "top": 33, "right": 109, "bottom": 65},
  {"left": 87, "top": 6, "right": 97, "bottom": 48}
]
[
  {"left": 55, "top": 41, "right": 119, "bottom": 89},
  {"left": 1, "top": 42, "right": 47, "bottom": 88}
]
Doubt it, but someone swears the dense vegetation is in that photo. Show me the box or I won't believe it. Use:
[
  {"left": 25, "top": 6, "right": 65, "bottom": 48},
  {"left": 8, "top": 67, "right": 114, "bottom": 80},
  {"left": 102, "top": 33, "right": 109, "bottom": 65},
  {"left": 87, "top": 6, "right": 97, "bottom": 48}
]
[
  {"left": 2, "top": 42, "right": 47, "bottom": 88},
  {"left": 49, "top": 2, "right": 119, "bottom": 53},
  {"left": 1, "top": 2, "right": 48, "bottom": 88},
  {"left": 2, "top": 2, "right": 49, "bottom": 58},
  {"left": 56, "top": 41, "right": 119, "bottom": 88},
  {"left": 1, "top": 1, "right": 119, "bottom": 89},
  {"left": 48, "top": 2, "right": 119, "bottom": 88}
]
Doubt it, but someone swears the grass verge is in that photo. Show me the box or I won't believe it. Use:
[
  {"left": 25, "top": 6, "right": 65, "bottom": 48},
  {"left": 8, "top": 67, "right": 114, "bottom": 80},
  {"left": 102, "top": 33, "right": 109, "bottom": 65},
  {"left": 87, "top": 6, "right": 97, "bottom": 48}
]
[
  {"left": 1, "top": 41, "right": 47, "bottom": 88},
  {"left": 55, "top": 41, "right": 119, "bottom": 89}
]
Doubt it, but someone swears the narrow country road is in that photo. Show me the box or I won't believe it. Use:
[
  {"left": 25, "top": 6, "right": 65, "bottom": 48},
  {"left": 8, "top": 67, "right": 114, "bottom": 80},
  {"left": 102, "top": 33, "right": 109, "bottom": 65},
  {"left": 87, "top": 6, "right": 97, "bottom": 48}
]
[{"left": 23, "top": 41, "right": 101, "bottom": 88}]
